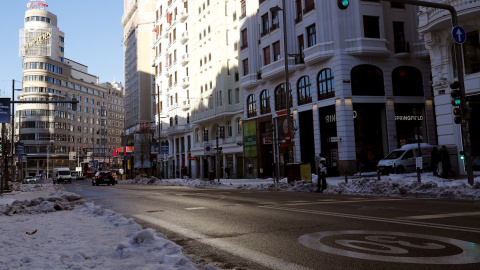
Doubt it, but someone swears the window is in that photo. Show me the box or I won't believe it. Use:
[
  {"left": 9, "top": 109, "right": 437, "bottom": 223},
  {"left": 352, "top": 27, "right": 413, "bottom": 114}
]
[
  {"left": 227, "top": 120, "right": 232, "bottom": 137},
  {"left": 317, "top": 68, "right": 335, "bottom": 100},
  {"left": 363, "top": 16, "right": 380, "bottom": 38},
  {"left": 242, "top": 58, "right": 249, "bottom": 76},
  {"left": 462, "top": 31, "right": 480, "bottom": 75},
  {"left": 306, "top": 24, "right": 316, "bottom": 47},
  {"left": 351, "top": 65, "right": 385, "bottom": 96},
  {"left": 241, "top": 28, "right": 248, "bottom": 49},
  {"left": 240, "top": 0, "right": 246, "bottom": 18},
  {"left": 295, "top": 0, "right": 303, "bottom": 22},
  {"left": 393, "top": 21, "right": 409, "bottom": 53},
  {"left": 275, "top": 84, "right": 291, "bottom": 111},
  {"left": 261, "top": 13, "right": 269, "bottom": 36},
  {"left": 228, "top": 89, "right": 232, "bottom": 104},
  {"left": 297, "top": 76, "right": 312, "bottom": 105},
  {"left": 297, "top": 35, "right": 305, "bottom": 63},
  {"left": 392, "top": 66, "right": 424, "bottom": 96},
  {"left": 271, "top": 9, "right": 279, "bottom": 29},
  {"left": 260, "top": 90, "right": 271, "bottom": 114},
  {"left": 304, "top": 0, "right": 315, "bottom": 13},
  {"left": 263, "top": 46, "right": 271, "bottom": 65},
  {"left": 273, "top": 41, "right": 281, "bottom": 61},
  {"left": 236, "top": 118, "right": 242, "bottom": 135},
  {"left": 247, "top": 94, "right": 257, "bottom": 117},
  {"left": 235, "top": 88, "right": 240, "bottom": 104}
]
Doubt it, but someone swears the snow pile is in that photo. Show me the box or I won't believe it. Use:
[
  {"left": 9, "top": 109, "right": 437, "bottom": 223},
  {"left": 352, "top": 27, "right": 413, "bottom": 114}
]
[
  {"left": 326, "top": 173, "right": 480, "bottom": 200},
  {"left": 0, "top": 183, "right": 218, "bottom": 270},
  {"left": 119, "top": 173, "right": 480, "bottom": 200}
]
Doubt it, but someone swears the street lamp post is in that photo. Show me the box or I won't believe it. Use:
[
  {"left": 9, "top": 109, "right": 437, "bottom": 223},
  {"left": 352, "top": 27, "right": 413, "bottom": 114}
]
[{"left": 271, "top": 0, "right": 293, "bottom": 177}]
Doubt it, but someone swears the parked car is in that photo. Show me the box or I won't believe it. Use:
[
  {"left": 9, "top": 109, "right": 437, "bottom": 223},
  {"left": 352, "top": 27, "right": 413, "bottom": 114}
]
[
  {"left": 92, "top": 171, "right": 115, "bottom": 186},
  {"left": 377, "top": 143, "right": 437, "bottom": 174},
  {"left": 71, "top": 172, "right": 86, "bottom": 181},
  {"left": 23, "top": 176, "right": 36, "bottom": 184},
  {"left": 33, "top": 174, "right": 42, "bottom": 183}
]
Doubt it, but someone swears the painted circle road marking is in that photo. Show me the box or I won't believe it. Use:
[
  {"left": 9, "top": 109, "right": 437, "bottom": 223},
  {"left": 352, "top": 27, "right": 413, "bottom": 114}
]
[{"left": 298, "top": 231, "right": 480, "bottom": 264}]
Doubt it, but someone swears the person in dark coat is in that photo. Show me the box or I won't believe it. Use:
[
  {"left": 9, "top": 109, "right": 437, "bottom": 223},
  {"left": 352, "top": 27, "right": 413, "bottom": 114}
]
[
  {"left": 439, "top": 145, "right": 451, "bottom": 177},
  {"left": 431, "top": 147, "right": 440, "bottom": 176}
]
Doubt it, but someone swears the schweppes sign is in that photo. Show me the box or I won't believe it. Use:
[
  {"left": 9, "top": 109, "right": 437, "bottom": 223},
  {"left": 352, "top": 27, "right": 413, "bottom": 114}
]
[{"left": 21, "top": 31, "right": 52, "bottom": 53}]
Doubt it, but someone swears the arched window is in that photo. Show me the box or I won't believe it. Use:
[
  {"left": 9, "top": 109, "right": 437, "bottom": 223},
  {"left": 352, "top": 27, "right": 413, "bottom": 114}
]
[
  {"left": 227, "top": 120, "right": 232, "bottom": 137},
  {"left": 174, "top": 115, "right": 178, "bottom": 125},
  {"left": 297, "top": 76, "right": 312, "bottom": 105},
  {"left": 351, "top": 65, "right": 385, "bottom": 96},
  {"left": 169, "top": 117, "right": 173, "bottom": 127},
  {"left": 260, "top": 90, "right": 271, "bottom": 114},
  {"left": 317, "top": 68, "right": 334, "bottom": 100},
  {"left": 392, "top": 66, "right": 424, "bottom": 96},
  {"left": 247, "top": 94, "right": 257, "bottom": 117},
  {"left": 195, "top": 128, "right": 200, "bottom": 142},
  {"left": 275, "top": 84, "right": 292, "bottom": 111}
]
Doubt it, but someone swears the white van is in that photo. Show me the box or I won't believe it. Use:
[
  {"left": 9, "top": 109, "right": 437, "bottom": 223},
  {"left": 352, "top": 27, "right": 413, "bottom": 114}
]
[
  {"left": 377, "top": 143, "right": 437, "bottom": 174},
  {"left": 52, "top": 167, "right": 72, "bottom": 184}
]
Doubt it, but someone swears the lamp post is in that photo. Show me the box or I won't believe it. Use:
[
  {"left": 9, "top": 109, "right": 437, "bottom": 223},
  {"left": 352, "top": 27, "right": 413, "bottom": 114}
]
[
  {"left": 271, "top": 1, "right": 293, "bottom": 177},
  {"left": 12, "top": 80, "right": 23, "bottom": 182}
]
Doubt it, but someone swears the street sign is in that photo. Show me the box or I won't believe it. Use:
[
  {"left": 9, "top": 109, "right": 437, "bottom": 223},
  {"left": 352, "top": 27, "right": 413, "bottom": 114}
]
[
  {"left": 452, "top": 26, "right": 466, "bottom": 44},
  {"left": 416, "top": 157, "right": 423, "bottom": 170},
  {"left": 69, "top": 152, "right": 76, "bottom": 160},
  {"left": 329, "top": 137, "right": 342, "bottom": 142},
  {"left": 204, "top": 143, "right": 212, "bottom": 155}
]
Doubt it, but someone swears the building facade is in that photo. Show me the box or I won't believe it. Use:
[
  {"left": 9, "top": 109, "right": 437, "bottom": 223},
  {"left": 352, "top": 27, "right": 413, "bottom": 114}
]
[
  {"left": 417, "top": 0, "right": 480, "bottom": 174},
  {"left": 240, "top": 1, "right": 436, "bottom": 177},
  {"left": 122, "top": 0, "right": 156, "bottom": 153},
  {"left": 17, "top": 3, "right": 124, "bottom": 177},
  {"left": 152, "top": 0, "right": 243, "bottom": 179}
]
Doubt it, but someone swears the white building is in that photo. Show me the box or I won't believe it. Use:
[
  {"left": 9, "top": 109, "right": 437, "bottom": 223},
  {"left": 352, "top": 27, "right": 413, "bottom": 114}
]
[
  {"left": 240, "top": 0, "right": 435, "bottom": 177},
  {"left": 153, "top": 0, "right": 243, "bottom": 179},
  {"left": 417, "top": 0, "right": 480, "bottom": 175},
  {"left": 17, "top": 3, "right": 124, "bottom": 177}
]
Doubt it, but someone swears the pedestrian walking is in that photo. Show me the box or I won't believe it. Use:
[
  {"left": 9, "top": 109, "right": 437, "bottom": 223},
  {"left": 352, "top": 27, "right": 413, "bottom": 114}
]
[
  {"left": 316, "top": 153, "right": 328, "bottom": 193},
  {"left": 431, "top": 147, "right": 440, "bottom": 176},
  {"left": 224, "top": 166, "right": 230, "bottom": 179},
  {"left": 439, "top": 145, "right": 451, "bottom": 178}
]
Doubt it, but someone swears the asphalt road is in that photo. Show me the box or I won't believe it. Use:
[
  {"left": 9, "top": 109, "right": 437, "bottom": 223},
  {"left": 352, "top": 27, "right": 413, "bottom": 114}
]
[{"left": 64, "top": 181, "right": 480, "bottom": 270}]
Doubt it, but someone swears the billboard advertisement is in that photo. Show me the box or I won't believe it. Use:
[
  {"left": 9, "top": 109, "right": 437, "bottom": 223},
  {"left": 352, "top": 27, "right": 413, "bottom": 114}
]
[
  {"left": 19, "top": 28, "right": 52, "bottom": 57},
  {"left": 0, "top": 98, "right": 11, "bottom": 123}
]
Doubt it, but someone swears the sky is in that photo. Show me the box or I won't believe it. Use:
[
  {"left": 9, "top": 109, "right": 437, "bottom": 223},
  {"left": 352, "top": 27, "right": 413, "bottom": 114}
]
[
  {"left": 0, "top": 174, "right": 479, "bottom": 269},
  {"left": 0, "top": 0, "right": 125, "bottom": 100}
]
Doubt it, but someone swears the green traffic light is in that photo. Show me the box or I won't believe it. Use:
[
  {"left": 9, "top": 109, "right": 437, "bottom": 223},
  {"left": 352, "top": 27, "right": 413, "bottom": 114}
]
[
  {"left": 338, "top": 0, "right": 349, "bottom": 9},
  {"left": 454, "top": 98, "right": 461, "bottom": 106}
]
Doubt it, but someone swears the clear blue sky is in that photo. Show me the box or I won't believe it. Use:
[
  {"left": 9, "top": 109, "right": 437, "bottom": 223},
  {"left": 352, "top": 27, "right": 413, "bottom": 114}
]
[{"left": 0, "top": 0, "right": 124, "bottom": 100}]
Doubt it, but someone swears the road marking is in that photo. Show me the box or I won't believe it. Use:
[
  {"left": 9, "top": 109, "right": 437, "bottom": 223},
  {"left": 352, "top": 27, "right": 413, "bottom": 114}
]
[
  {"left": 400, "top": 211, "right": 480, "bottom": 220},
  {"left": 134, "top": 214, "right": 313, "bottom": 270},
  {"left": 285, "top": 198, "right": 407, "bottom": 206},
  {"left": 299, "top": 231, "right": 480, "bottom": 264},
  {"left": 259, "top": 205, "right": 480, "bottom": 233},
  {"left": 185, "top": 207, "right": 207, "bottom": 210}
]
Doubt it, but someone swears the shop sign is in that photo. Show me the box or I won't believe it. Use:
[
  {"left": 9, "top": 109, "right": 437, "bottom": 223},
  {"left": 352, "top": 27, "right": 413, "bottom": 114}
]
[
  {"left": 325, "top": 111, "right": 357, "bottom": 123},
  {"left": 395, "top": 115, "right": 424, "bottom": 121},
  {"left": 243, "top": 121, "right": 257, "bottom": 158},
  {"left": 263, "top": 137, "right": 272, "bottom": 145},
  {"left": 27, "top": 0, "right": 48, "bottom": 9}
]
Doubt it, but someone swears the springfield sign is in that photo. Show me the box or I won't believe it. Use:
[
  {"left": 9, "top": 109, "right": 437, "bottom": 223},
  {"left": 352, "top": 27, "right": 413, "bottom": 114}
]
[{"left": 0, "top": 98, "right": 11, "bottom": 123}]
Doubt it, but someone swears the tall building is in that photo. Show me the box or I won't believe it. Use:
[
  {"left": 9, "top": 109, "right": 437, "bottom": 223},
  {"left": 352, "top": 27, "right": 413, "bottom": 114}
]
[
  {"left": 153, "top": 0, "right": 243, "bottom": 179},
  {"left": 417, "top": 0, "right": 480, "bottom": 174},
  {"left": 17, "top": 2, "right": 124, "bottom": 177},
  {"left": 122, "top": 0, "right": 156, "bottom": 146},
  {"left": 240, "top": 1, "right": 435, "bottom": 177}
]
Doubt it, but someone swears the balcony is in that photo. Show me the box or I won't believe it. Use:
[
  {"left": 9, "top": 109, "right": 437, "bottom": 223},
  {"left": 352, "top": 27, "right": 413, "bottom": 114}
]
[
  {"left": 179, "top": 8, "right": 188, "bottom": 22},
  {"left": 240, "top": 72, "right": 261, "bottom": 90},
  {"left": 240, "top": 43, "right": 248, "bottom": 51},
  {"left": 295, "top": 13, "right": 303, "bottom": 24},
  {"left": 166, "top": 124, "right": 191, "bottom": 135},
  {"left": 181, "top": 31, "right": 189, "bottom": 43},
  {"left": 303, "top": 3, "right": 315, "bottom": 14},
  {"left": 394, "top": 41, "right": 410, "bottom": 56},
  {"left": 181, "top": 53, "right": 189, "bottom": 65},
  {"left": 303, "top": 41, "right": 334, "bottom": 65},
  {"left": 182, "top": 99, "right": 191, "bottom": 111},
  {"left": 239, "top": 12, "right": 246, "bottom": 20},
  {"left": 345, "top": 38, "right": 389, "bottom": 56},
  {"left": 182, "top": 76, "right": 190, "bottom": 88},
  {"left": 260, "top": 56, "right": 295, "bottom": 81}
]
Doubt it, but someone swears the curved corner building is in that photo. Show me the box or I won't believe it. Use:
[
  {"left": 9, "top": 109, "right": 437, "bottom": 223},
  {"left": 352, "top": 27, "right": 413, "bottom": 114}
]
[{"left": 17, "top": 3, "right": 124, "bottom": 177}]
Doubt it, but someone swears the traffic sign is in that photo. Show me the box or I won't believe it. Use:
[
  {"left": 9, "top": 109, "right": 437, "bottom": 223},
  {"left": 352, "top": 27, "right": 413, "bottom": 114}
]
[{"left": 452, "top": 26, "right": 466, "bottom": 44}]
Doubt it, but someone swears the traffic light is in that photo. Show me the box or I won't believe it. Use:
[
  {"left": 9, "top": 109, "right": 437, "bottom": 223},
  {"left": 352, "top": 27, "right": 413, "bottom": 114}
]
[
  {"left": 72, "top": 97, "right": 78, "bottom": 111},
  {"left": 459, "top": 150, "right": 465, "bottom": 160},
  {"left": 337, "top": 0, "right": 349, "bottom": 10},
  {"left": 218, "top": 147, "right": 223, "bottom": 154},
  {"left": 82, "top": 146, "right": 86, "bottom": 154},
  {"left": 450, "top": 81, "right": 462, "bottom": 124}
]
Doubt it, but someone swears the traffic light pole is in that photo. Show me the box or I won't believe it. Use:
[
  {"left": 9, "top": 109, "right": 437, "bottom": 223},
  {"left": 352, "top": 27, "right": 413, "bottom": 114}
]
[{"left": 380, "top": 0, "right": 473, "bottom": 185}]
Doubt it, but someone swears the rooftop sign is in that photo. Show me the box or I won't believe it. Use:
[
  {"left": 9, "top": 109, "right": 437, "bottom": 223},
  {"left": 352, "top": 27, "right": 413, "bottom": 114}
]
[{"left": 27, "top": 0, "right": 48, "bottom": 9}]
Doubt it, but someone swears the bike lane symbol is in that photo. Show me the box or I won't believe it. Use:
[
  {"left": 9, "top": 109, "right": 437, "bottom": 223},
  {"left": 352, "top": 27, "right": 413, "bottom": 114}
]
[{"left": 298, "top": 231, "right": 480, "bottom": 264}]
